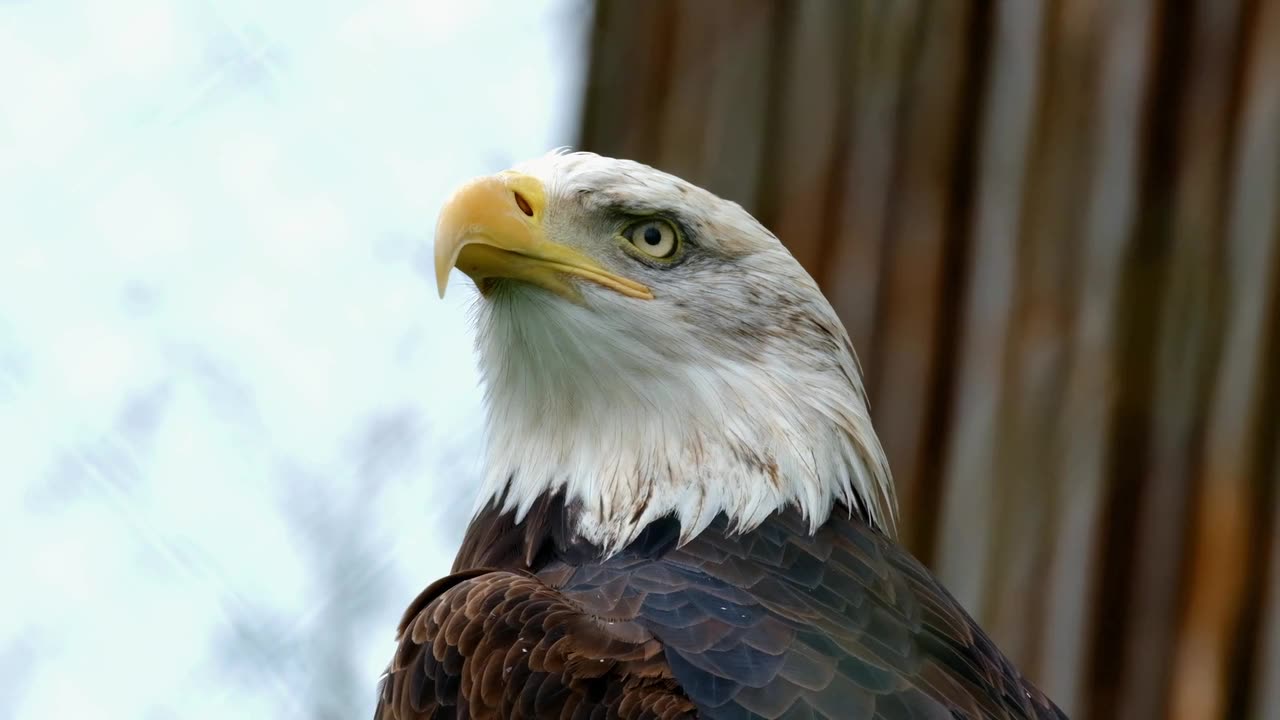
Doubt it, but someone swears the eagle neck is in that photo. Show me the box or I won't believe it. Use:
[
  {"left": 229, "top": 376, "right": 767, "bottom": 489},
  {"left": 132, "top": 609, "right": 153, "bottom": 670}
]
[{"left": 471, "top": 283, "right": 897, "bottom": 554}]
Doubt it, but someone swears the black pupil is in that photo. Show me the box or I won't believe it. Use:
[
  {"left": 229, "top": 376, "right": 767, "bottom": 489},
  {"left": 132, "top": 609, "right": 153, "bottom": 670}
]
[{"left": 643, "top": 225, "right": 663, "bottom": 246}]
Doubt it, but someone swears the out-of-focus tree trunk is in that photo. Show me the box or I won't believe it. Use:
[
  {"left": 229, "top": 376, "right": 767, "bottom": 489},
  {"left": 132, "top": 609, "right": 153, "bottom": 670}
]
[{"left": 578, "top": 1, "right": 1280, "bottom": 718}]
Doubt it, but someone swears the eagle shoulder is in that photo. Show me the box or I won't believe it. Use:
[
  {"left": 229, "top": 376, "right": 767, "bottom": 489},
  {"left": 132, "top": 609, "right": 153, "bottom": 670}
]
[{"left": 375, "top": 567, "right": 697, "bottom": 720}]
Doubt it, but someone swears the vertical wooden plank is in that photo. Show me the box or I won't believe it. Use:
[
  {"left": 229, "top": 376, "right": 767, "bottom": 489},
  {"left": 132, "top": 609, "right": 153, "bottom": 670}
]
[
  {"left": 1037, "top": 0, "right": 1156, "bottom": 712},
  {"left": 578, "top": 0, "right": 674, "bottom": 163},
  {"left": 1112, "top": 0, "right": 1245, "bottom": 718},
  {"left": 581, "top": 0, "right": 777, "bottom": 211},
  {"left": 1251, "top": 218, "right": 1280, "bottom": 718},
  {"left": 1254, "top": 435, "right": 1280, "bottom": 720},
  {"left": 982, "top": 0, "right": 1105, "bottom": 671},
  {"left": 934, "top": 0, "right": 1046, "bottom": 618},
  {"left": 1085, "top": 4, "right": 1184, "bottom": 716},
  {"left": 869, "top": 0, "right": 974, "bottom": 551},
  {"left": 650, "top": 0, "right": 724, "bottom": 183},
  {"left": 824, "top": 1, "right": 930, "bottom": 400},
  {"left": 692, "top": 1, "right": 777, "bottom": 208},
  {"left": 1171, "top": 0, "right": 1280, "bottom": 715},
  {"left": 652, "top": 0, "right": 775, "bottom": 202},
  {"left": 755, "top": 0, "right": 846, "bottom": 275}
]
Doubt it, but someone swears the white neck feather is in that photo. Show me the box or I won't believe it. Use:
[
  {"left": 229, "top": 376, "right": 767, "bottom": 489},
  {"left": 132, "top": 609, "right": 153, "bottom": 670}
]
[{"left": 469, "top": 283, "right": 896, "bottom": 555}]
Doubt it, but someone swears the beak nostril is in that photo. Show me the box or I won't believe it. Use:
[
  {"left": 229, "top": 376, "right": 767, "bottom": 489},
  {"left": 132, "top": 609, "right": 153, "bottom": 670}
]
[{"left": 513, "top": 191, "right": 534, "bottom": 217}]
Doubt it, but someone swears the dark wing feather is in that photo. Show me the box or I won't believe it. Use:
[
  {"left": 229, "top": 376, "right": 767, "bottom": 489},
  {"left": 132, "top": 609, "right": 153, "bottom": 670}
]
[
  {"left": 549, "top": 511, "right": 1067, "bottom": 720},
  {"left": 374, "top": 567, "right": 697, "bottom": 720},
  {"left": 378, "top": 504, "right": 1066, "bottom": 719}
]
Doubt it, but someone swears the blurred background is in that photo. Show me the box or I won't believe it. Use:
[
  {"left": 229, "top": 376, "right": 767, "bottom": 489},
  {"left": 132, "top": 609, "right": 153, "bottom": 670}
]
[
  {"left": 2, "top": 1, "right": 1277, "bottom": 719},
  {"left": 0, "top": 1, "right": 588, "bottom": 718}
]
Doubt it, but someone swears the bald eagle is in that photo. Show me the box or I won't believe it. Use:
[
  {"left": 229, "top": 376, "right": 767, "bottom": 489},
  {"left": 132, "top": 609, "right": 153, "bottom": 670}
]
[{"left": 375, "top": 153, "right": 1066, "bottom": 719}]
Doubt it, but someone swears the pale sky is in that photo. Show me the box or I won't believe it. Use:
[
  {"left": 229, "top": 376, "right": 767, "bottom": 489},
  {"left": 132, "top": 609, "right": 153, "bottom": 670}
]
[{"left": 0, "top": 1, "right": 589, "bottom": 717}]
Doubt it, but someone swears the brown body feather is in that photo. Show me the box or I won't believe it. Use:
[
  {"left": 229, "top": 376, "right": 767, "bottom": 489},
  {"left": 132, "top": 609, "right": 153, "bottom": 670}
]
[
  {"left": 376, "top": 568, "right": 694, "bottom": 719},
  {"left": 376, "top": 493, "right": 1066, "bottom": 720}
]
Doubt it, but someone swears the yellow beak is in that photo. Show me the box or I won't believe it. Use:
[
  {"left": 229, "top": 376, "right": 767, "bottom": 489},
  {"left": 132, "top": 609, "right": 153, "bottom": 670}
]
[{"left": 433, "top": 172, "right": 653, "bottom": 301}]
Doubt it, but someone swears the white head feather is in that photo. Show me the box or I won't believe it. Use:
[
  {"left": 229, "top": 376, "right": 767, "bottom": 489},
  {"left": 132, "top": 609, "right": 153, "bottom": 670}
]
[{"left": 463, "top": 151, "right": 896, "bottom": 554}]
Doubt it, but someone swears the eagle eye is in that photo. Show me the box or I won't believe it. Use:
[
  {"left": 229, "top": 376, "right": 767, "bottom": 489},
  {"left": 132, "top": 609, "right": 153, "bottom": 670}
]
[{"left": 623, "top": 219, "right": 678, "bottom": 259}]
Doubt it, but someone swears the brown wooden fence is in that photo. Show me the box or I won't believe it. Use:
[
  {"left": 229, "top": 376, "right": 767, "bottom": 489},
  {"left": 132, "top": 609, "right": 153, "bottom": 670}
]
[{"left": 577, "top": 1, "right": 1280, "bottom": 718}]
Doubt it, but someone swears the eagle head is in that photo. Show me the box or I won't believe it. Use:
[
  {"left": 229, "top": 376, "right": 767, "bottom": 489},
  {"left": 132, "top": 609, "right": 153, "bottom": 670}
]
[{"left": 434, "top": 151, "right": 894, "bottom": 553}]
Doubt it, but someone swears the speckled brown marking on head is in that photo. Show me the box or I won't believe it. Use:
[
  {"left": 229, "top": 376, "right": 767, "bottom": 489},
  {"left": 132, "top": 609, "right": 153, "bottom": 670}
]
[
  {"left": 630, "top": 482, "right": 655, "bottom": 524},
  {"left": 764, "top": 459, "right": 781, "bottom": 490}
]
